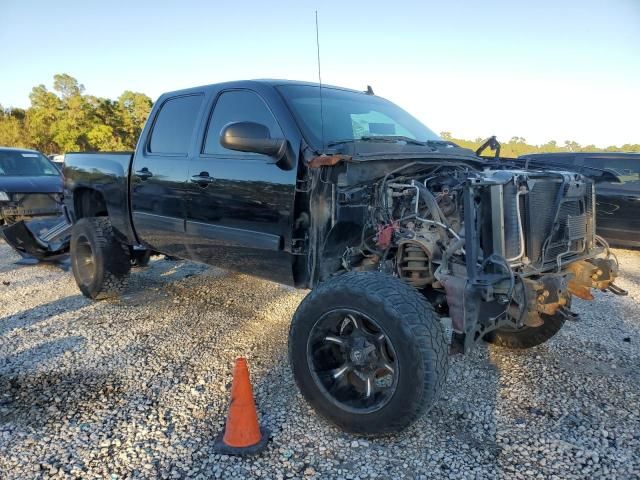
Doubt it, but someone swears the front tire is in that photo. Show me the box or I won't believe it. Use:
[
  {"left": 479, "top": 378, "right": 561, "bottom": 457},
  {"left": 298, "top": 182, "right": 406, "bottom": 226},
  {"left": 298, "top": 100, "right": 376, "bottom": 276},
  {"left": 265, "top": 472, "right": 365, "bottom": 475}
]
[
  {"left": 70, "top": 217, "right": 130, "bottom": 300},
  {"left": 288, "top": 272, "right": 448, "bottom": 435}
]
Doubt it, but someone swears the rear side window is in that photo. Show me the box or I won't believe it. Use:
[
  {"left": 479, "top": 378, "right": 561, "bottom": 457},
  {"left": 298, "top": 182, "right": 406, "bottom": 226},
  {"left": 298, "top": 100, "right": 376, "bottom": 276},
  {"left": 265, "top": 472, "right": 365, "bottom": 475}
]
[
  {"left": 584, "top": 157, "right": 640, "bottom": 185},
  {"left": 203, "top": 90, "right": 282, "bottom": 155},
  {"left": 149, "top": 95, "right": 203, "bottom": 154},
  {"left": 584, "top": 157, "right": 640, "bottom": 176}
]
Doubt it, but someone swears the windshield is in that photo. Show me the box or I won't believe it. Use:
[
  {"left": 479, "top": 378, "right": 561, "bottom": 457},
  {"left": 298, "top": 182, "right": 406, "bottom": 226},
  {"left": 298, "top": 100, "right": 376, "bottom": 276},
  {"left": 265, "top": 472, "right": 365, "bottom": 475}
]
[
  {"left": 0, "top": 151, "right": 59, "bottom": 176},
  {"left": 277, "top": 85, "right": 441, "bottom": 149}
]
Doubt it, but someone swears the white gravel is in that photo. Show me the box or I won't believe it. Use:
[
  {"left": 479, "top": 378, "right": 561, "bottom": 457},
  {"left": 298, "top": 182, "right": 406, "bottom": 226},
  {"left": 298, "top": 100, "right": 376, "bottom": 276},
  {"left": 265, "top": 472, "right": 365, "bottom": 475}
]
[{"left": 0, "top": 241, "right": 638, "bottom": 479}]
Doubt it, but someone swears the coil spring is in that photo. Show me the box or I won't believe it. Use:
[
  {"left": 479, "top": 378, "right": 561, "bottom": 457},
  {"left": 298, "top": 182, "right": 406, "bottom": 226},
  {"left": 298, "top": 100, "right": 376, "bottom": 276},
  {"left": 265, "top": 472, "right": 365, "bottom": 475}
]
[{"left": 398, "top": 242, "right": 432, "bottom": 287}]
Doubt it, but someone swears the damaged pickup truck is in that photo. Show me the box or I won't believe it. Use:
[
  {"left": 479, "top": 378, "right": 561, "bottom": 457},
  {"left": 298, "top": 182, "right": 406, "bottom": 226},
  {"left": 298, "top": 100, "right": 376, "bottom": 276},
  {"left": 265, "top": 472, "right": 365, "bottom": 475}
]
[
  {"left": 63, "top": 80, "right": 625, "bottom": 435},
  {"left": 0, "top": 147, "right": 70, "bottom": 260}
]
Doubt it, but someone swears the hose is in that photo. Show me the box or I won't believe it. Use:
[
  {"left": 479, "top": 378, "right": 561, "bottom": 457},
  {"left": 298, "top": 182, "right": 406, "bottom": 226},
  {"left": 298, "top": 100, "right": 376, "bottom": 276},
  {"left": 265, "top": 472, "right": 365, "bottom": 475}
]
[{"left": 506, "top": 189, "right": 527, "bottom": 263}]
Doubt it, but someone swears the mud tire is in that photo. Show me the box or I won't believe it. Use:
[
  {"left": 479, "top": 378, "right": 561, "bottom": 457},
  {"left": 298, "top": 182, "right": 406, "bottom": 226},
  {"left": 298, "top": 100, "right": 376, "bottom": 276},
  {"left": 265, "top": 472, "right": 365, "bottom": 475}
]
[
  {"left": 289, "top": 272, "right": 448, "bottom": 435},
  {"left": 70, "top": 217, "right": 130, "bottom": 300}
]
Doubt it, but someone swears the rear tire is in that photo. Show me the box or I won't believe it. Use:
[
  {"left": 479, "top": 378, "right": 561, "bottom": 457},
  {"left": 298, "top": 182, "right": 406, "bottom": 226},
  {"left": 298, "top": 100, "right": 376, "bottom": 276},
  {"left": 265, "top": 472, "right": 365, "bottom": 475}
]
[
  {"left": 70, "top": 217, "right": 130, "bottom": 300},
  {"left": 288, "top": 272, "right": 448, "bottom": 435},
  {"left": 483, "top": 312, "right": 565, "bottom": 349}
]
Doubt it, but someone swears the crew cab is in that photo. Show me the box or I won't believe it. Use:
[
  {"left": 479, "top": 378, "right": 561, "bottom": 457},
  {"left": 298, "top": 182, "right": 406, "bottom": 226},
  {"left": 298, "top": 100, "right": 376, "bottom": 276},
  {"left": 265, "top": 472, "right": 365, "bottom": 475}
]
[{"left": 64, "top": 80, "right": 623, "bottom": 435}]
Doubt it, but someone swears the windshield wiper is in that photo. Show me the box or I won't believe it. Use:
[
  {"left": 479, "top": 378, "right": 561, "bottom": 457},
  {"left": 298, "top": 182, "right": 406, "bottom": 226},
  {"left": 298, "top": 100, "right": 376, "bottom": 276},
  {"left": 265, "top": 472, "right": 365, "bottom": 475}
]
[
  {"left": 326, "top": 139, "right": 359, "bottom": 147},
  {"left": 425, "top": 139, "right": 457, "bottom": 148},
  {"left": 360, "top": 135, "right": 428, "bottom": 146},
  {"left": 326, "top": 136, "right": 429, "bottom": 147}
]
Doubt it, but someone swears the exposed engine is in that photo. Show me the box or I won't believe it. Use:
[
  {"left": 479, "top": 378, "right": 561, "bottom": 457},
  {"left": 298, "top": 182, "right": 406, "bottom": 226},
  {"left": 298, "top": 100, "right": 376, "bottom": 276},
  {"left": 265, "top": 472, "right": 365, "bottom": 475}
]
[
  {"left": 329, "top": 161, "right": 621, "bottom": 349},
  {"left": 339, "top": 164, "right": 471, "bottom": 294}
]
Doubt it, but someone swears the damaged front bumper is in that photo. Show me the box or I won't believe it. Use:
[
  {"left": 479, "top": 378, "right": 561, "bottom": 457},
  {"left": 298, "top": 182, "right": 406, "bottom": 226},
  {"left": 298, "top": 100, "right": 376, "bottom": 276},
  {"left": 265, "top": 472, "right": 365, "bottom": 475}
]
[
  {"left": 1, "top": 202, "right": 71, "bottom": 260},
  {"left": 520, "top": 255, "right": 625, "bottom": 325},
  {"left": 441, "top": 252, "right": 625, "bottom": 353}
]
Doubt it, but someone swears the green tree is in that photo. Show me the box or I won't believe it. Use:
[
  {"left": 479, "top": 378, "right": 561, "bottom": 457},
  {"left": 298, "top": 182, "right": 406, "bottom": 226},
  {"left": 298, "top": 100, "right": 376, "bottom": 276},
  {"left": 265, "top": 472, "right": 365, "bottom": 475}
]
[
  {"left": 117, "top": 91, "right": 153, "bottom": 149},
  {"left": 87, "top": 124, "right": 125, "bottom": 150},
  {"left": 0, "top": 106, "right": 26, "bottom": 147},
  {"left": 50, "top": 74, "right": 94, "bottom": 151},
  {"left": 53, "top": 73, "right": 84, "bottom": 99},
  {"left": 23, "top": 85, "right": 60, "bottom": 152}
]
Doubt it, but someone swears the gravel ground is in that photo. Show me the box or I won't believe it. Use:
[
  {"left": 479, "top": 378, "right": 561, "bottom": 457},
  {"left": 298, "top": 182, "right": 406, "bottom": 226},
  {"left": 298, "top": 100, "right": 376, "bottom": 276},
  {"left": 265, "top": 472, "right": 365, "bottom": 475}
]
[{"left": 0, "top": 241, "right": 638, "bottom": 479}]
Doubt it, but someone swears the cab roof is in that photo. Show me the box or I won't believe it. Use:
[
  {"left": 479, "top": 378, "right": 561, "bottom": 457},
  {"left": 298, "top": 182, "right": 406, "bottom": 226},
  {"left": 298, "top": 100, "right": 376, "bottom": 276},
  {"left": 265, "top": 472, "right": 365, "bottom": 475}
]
[
  {"left": 159, "top": 79, "right": 368, "bottom": 100},
  {"left": 0, "top": 146, "right": 40, "bottom": 153}
]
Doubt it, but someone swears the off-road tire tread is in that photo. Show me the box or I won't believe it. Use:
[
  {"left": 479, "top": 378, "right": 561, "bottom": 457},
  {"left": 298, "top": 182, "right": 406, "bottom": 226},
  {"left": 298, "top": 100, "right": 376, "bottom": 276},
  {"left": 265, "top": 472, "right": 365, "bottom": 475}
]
[
  {"left": 289, "top": 272, "right": 448, "bottom": 435},
  {"left": 72, "top": 217, "right": 130, "bottom": 300}
]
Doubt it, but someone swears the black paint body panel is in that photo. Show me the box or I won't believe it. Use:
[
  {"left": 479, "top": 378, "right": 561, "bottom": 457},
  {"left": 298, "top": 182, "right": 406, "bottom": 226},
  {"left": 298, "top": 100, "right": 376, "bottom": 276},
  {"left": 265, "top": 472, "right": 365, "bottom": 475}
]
[
  {"left": 64, "top": 81, "right": 305, "bottom": 285},
  {"left": 519, "top": 153, "right": 640, "bottom": 248}
]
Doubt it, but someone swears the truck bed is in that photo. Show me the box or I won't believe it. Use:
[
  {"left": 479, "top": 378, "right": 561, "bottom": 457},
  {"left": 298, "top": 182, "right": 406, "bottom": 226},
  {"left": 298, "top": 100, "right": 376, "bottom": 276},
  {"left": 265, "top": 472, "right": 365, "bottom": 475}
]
[{"left": 64, "top": 152, "right": 135, "bottom": 243}]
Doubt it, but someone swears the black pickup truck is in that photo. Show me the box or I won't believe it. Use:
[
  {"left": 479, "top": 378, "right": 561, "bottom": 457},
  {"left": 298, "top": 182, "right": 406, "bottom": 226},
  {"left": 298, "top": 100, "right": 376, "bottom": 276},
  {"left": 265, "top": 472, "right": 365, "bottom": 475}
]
[{"left": 64, "top": 80, "right": 623, "bottom": 435}]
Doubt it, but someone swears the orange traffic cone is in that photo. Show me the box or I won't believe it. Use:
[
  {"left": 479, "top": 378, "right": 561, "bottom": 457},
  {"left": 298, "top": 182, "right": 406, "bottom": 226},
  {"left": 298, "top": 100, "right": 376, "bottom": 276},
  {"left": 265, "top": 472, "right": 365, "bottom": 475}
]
[{"left": 214, "top": 357, "right": 269, "bottom": 455}]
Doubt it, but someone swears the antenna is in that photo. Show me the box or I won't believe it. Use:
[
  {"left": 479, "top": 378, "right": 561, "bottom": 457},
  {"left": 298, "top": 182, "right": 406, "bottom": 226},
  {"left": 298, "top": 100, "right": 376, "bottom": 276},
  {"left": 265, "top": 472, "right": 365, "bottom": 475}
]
[{"left": 315, "top": 10, "right": 325, "bottom": 153}]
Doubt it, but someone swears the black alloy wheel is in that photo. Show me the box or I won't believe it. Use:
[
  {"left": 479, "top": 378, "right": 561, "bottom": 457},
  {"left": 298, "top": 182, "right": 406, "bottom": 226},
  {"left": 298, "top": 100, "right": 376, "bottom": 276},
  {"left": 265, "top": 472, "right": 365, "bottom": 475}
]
[
  {"left": 73, "top": 233, "right": 97, "bottom": 286},
  {"left": 307, "top": 309, "right": 398, "bottom": 414}
]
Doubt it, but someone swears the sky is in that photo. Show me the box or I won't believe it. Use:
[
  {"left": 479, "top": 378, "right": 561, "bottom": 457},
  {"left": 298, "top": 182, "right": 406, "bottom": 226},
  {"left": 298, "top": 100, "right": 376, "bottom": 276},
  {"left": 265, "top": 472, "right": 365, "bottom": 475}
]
[{"left": 1, "top": 0, "right": 639, "bottom": 147}]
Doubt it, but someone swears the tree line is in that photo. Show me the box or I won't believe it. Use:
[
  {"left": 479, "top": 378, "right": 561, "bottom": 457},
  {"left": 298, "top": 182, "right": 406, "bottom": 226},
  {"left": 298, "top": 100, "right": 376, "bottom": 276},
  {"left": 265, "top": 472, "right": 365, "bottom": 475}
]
[
  {"left": 441, "top": 133, "right": 640, "bottom": 158},
  {"left": 0, "top": 74, "right": 152, "bottom": 153},
  {"left": 0, "top": 74, "right": 638, "bottom": 156}
]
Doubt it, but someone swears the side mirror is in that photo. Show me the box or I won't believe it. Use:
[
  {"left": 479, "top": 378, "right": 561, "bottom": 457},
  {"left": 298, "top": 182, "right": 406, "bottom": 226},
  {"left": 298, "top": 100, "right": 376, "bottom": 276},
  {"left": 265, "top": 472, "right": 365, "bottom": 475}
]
[{"left": 220, "top": 122, "right": 287, "bottom": 161}]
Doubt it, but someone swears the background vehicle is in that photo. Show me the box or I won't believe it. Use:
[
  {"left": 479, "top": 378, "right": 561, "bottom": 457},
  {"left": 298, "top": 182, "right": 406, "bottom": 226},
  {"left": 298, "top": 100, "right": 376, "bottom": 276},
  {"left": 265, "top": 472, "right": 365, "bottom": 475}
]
[
  {"left": 49, "top": 154, "right": 66, "bottom": 171},
  {"left": 0, "top": 147, "right": 70, "bottom": 259},
  {"left": 63, "top": 80, "right": 622, "bottom": 435},
  {"left": 519, "top": 153, "right": 640, "bottom": 248}
]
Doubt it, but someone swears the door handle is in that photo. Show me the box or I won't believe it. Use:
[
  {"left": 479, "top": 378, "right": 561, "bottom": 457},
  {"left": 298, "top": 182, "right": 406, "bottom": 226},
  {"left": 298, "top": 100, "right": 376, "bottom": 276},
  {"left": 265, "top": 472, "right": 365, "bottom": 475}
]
[
  {"left": 191, "top": 172, "right": 215, "bottom": 186},
  {"left": 135, "top": 168, "right": 153, "bottom": 180}
]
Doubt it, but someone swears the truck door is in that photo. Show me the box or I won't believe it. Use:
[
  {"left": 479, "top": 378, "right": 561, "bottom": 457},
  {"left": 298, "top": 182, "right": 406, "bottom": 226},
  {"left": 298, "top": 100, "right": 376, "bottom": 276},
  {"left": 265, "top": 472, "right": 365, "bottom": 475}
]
[
  {"left": 184, "top": 89, "right": 297, "bottom": 285},
  {"left": 131, "top": 94, "right": 204, "bottom": 256},
  {"left": 582, "top": 156, "right": 640, "bottom": 246}
]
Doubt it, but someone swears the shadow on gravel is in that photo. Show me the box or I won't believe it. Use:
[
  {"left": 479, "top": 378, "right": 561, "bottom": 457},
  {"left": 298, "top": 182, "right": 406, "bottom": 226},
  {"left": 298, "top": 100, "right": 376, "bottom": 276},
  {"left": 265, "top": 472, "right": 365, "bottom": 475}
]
[
  {"left": 0, "top": 263, "right": 26, "bottom": 275},
  {"left": 13, "top": 256, "right": 71, "bottom": 271},
  {"left": 0, "top": 335, "right": 85, "bottom": 373},
  {"left": 486, "top": 298, "right": 640, "bottom": 477},
  {"left": 0, "top": 254, "right": 70, "bottom": 275},
  {"left": 0, "top": 336, "right": 98, "bottom": 429},
  {"left": 619, "top": 259, "right": 640, "bottom": 287},
  {"left": 0, "top": 295, "right": 87, "bottom": 336},
  {"left": 0, "top": 369, "right": 122, "bottom": 431}
]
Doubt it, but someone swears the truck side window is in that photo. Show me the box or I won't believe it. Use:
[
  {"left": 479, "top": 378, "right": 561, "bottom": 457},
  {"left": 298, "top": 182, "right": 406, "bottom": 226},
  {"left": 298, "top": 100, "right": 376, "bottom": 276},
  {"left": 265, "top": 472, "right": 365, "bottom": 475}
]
[
  {"left": 203, "top": 90, "right": 283, "bottom": 155},
  {"left": 584, "top": 157, "right": 640, "bottom": 184},
  {"left": 149, "top": 95, "right": 203, "bottom": 154}
]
